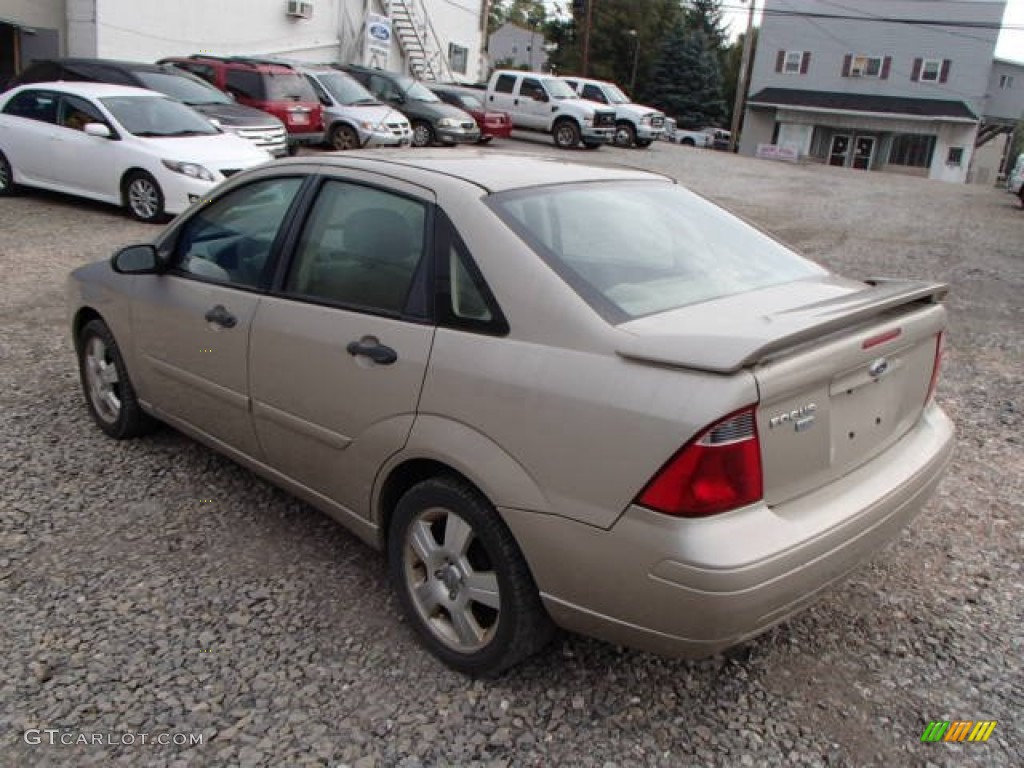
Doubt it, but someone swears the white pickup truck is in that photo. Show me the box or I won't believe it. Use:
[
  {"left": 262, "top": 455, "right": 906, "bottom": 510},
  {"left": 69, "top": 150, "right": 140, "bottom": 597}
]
[
  {"left": 561, "top": 76, "right": 665, "bottom": 148},
  {"left": 661, "top": 118, "right": 712, "bottom": 148},
  {"left": 485, "top": 70, "right": 616, "bottom": 149}
]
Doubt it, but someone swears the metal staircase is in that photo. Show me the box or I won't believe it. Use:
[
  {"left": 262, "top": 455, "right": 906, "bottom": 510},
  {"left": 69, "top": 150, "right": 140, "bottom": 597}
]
[{"left": 386, "top": 0, "right": 453, "bottom": 82}]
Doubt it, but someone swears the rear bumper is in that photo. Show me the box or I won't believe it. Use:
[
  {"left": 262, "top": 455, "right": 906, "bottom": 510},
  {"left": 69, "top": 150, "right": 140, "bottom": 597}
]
[
  {"left": 288, "top": 131, "right": 325, "bottom": 146},
  {"left": 501, "top": 403, "right": 954, "bottom": 658}
]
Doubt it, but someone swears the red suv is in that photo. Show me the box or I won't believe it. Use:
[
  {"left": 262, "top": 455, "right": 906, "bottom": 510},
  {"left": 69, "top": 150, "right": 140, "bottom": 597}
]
[{"left": 160, "top": 55, "right": 322, "bottom": 153}]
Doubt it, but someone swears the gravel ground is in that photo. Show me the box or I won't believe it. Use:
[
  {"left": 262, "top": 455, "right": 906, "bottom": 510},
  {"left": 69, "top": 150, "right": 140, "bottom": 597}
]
[{"left": 1, "top": 138, "right": 1021, "bottom": 768}]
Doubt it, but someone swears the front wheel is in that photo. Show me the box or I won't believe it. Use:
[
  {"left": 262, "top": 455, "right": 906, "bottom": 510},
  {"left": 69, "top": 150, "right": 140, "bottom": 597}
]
[
  {"left": 388, "top": 476, "right": 554, "bottom": 677},
  {"left": 124, "top": 172, "right": 165, "bottom": 223},
  {"left": 0, "top": 150, "right": 16, "bottom": 196},
  {"left": 552, "top": 120, "right": 581, "bottom": 149},
  {"left": 329, "top": 123, "right": 360, "bottom": 151},
  {"left": 614, "top": 122, "right": 636, "bottom": 147},
  {"left": 77, "top": 318, "right": 156, "bottom": 439},
  {"left": 412, "top": 121, "right": 435, "bottom": 148}
]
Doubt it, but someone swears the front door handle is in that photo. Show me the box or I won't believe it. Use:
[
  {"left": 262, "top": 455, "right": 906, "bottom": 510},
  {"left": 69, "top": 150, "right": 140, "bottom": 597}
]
[
  {"left": 204, "top": 304, "right": 237, "bottom": 328},
  {"left": 346, "top": 338, "right": 397, "bottom": 365}
]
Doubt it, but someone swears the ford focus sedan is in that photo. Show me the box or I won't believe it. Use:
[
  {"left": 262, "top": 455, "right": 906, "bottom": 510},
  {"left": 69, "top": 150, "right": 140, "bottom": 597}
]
[
  {"left": 0, "top": 82, "right": 271, "bottom": 222},
  {"left": 67, "top": 152, "right": 954, "bottom": 676}
]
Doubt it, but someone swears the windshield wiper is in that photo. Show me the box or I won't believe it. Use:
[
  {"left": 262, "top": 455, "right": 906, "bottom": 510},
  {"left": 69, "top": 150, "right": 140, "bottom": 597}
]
[{"left": 136, "top": 129, "right": 210, "bottom": 137}]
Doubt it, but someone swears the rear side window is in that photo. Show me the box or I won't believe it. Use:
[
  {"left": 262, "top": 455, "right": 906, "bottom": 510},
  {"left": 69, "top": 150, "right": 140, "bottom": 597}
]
[
  {"left": 489, "top": 182, "right": 825, "bottom": 323},
  {"left": 493, "top": 74, "right": 516, "bottom": 94},
  {"left": 226, "top": 70, "right": 264, "bottom": 100},
  {"left": 2, "top": 90, "right": 58, "bottom": 124},
  {"left": 285, "top": 181, "right": 428, "bottom": 316}
]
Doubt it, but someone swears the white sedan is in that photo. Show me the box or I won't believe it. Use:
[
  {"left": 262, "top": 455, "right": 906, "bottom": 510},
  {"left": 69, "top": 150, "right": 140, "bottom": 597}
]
[{"left": 0, "top": 82, "right": 272, "bottom": 222}]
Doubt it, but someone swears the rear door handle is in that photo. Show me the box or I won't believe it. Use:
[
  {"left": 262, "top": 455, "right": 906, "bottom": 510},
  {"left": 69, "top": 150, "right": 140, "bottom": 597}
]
[
  {"left": 204, "top": 304, "right": 237, "bottom": 328},
  {"left": 346, "top": 338, "right": 397, "bottom": 365}
]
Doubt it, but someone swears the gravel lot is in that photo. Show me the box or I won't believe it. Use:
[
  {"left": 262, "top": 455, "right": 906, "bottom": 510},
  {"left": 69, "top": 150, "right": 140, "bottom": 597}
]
[{"left": 1, "top": 138, "right": 1021, "bottom": 768}]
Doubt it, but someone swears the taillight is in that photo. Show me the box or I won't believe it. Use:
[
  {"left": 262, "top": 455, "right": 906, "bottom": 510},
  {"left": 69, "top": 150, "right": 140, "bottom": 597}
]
[
  {"left": 636, "top": 407, "right": 763, "bottom": 518},
  {"left": 925, "top": 331, "right": 945, "bottom": 403}
]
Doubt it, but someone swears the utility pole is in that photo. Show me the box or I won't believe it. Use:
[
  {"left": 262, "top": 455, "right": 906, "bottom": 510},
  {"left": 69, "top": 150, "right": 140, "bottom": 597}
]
[
  {"left": 729, "top": 0, "right": 756, "bottom": 153},
  {"left": 582, "top": 0, "right": 595, "bottom": 76},
  {"left": 628, "top": 29, "right": 639, "bottom": 95}
]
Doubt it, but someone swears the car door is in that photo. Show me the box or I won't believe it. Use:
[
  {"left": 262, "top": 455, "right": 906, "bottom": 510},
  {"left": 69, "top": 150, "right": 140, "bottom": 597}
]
[
  {"left": 131, "top": 174, "right": 307, "bottom": 457},
  {"left": 53, "top": 93, "right": 120, "bottom": 199},
  {"left": 516, "top": 77, "right": 550, "bottom": 130},
  {"left": 249, "top": 173, "right": 436, "bottom": 517},
  {"left": 0, "top": 88, "right": 61, "bottom": 185}
]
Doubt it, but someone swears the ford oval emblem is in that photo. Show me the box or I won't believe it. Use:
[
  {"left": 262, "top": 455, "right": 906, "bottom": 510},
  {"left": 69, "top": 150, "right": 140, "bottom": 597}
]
[
  {"left": 868, "top": 357, "right": 890, "bottom": 378},
  {"left": 369, "top": 23, "right": 391, "bottom": 42}
]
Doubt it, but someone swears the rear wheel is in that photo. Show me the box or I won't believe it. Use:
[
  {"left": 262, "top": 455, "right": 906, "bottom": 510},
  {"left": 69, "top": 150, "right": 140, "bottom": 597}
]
[
  {"left": 552, "top": 119, "right": 581, "bottom": 149},
  {"left": 77, "top": 318, "right": 156, "bottom": 439},
  {"left": 412, "top": 121, "right": 435, "bottom": 148},
  {"left": 124, "top": 171, "right": 165, "bottom": 223},
  {"left": 329, "top": 123, "right": 360, "bottom": 151},
  {"left": 388, "top": 476, "right": 554, "bottom": 677},
  {"left": 0, "top": 150, "right": 15, "bottom": 196},
  {"left": 614, "top": 121, "right": 636, "bottom": 147}
]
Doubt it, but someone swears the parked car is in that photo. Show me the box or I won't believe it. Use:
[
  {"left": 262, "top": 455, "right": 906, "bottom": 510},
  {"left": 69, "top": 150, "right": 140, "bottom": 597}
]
[
  {"left": 5, "top": 58, "right": 288, "bottom": 157},
  {"left": 159, "top": 55, "right": 323, "bottom": 153},
  {"left": 427, "top": 84, "right": 511, "bottom": 143},
  {"left": 1006, "top": 152, "right": 1023, "bottom": 201},
  {"left": 67, "top": 151, "right": 954, "bottom": 676},
  {"left": 561, "top": 76, "right": 664, "bottom": 148},
  {"left": 485, "top": 70, "right": 615, "bottom": 149},
  {"left": 0, "top": 82, "right": 271, "bottom": 221},
  {"left": 702, "top": 126, "right": 732, "bottom": 151},
  {"left": 338, "top": 64, "right": 479, "bottom": 147},
  {"left": 661, "top": 118, "right": 712, "bottom": 147},
  {"left": 294, "top": 64, "right": 412, "bottom": 150}
]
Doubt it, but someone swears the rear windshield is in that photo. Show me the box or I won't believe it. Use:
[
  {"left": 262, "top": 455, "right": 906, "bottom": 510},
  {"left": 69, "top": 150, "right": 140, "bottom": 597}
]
[
  {"left": 134, "top": 71, "right": 232, "bottom": 105},
  {"left": 265, "top": 72, "right": 317, "bottom": 102},
  {"left": 488, "top": 181, "right": 825, "bottom": 322}
]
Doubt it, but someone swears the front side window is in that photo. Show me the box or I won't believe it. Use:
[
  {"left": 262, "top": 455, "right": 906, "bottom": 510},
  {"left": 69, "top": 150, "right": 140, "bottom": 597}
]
[
  {"left": 489, "top": 181, "right": 824, "bottom": 323},
  {"left": 582, "top": 84, "right": 606, "bottom": 103},
  {"left": 59, "top": 94, "right": 108, "bottom": 132},
  {"left": 174, "top": 178, "right": 303, "bottom": 287},
  {"left": 285, "top": 181, "right": 428, "bottom": 315},
  {"left": 520, "top": 78, "right": 545, "bottom": 101},
  {"left": 2, "top": 90, "right": 58, "bottom": 124}
]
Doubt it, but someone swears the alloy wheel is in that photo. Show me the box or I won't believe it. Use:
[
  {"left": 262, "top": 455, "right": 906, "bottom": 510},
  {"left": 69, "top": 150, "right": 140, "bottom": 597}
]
[
  {"left": 128, "top": 178, "right": 160, "bottom": 220},
  {"left": 402, "top": 506, "right": 501, "bottom": 653},
  {"left": 83, "top": 336, "right": 122, "bottom": 424}
]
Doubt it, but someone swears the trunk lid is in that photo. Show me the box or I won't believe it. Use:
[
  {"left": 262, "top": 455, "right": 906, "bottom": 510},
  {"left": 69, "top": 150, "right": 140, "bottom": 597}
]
[{"left": 617, "top": 277, "right": 947, "bottom": 506}]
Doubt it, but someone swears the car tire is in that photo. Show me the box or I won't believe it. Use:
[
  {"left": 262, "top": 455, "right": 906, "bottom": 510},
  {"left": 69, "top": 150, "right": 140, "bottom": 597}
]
[
  {"left": 77, "top": 318, "right": 157, "bottom": 439},
  {"left": 388, "top": 475, "right": 555, "bottom": 677},
  {"left": 412, "top": 121, "right": 435, "bottom": 148},
  {"left": 681, "top": 137, "right": 695, "bottom": 147},
  {"left": 123, "top": 171, "right": 166, "bottom": 224},
  {"left": 552, "top": 119, "right": 581, "bottom": 150},
  {"left": 287, "top": 142, "right": 300, "bottom": 156},
  {"left": 330, "top": 123, "right": 360, "bottom": 151},
  {"left": 635, "top": 139, "right": 652, "bottom": 149},
  {"left": 0, "top": 150, "right": 16, "bottom": 196},
  {"left": 614, "top": 121, "right": 636, "bottom": 148}
]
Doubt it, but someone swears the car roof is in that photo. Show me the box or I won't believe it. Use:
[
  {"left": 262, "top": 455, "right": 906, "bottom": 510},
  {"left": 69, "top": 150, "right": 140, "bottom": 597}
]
[
  {"left": 9, "top": 81, "right": 165, "bottom": 98},
  {"left": 277, "top": 150, "right": 668, "bottom": 193},
  {"left": 48, "top": 58, "right": 170, "bottom": 74}
]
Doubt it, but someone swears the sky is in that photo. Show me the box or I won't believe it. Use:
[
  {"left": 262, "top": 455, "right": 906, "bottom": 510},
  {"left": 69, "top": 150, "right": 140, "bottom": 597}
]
[{"left": 720, "top": 0, "right": 1024, "bottom": 64}]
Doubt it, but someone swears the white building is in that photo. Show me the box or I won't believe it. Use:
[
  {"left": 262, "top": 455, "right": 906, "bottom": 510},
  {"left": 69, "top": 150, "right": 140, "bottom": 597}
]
[{"left": 4, "top": 0, "right": 487, "bottom": 85}]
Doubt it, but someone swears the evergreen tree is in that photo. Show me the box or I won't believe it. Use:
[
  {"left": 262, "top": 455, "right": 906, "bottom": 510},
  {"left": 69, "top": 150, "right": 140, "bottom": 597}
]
[
  {"left": 684, "top": 0, "right": 728, "bottom": 51},
  {"left": 644, "top": 23, "right": 725, "bottom": 128}
]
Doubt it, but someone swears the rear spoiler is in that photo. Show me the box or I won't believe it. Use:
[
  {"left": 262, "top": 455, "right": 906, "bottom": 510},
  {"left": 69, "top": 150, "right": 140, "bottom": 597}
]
[{"left": 615, "top": 279, "right": 948, "bottom": 374}]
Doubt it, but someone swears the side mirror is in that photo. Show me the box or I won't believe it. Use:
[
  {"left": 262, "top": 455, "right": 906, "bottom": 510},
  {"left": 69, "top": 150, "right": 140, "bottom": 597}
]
[
  {"left": 83, "top": 123, "right": 112, "bottom": 138},
  {"left": 112, "top": 244, "right": 163, "bottom": 274}
]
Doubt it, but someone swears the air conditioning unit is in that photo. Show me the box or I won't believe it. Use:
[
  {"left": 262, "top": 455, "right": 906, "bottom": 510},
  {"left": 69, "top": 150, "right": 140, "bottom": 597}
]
[{"left": 286, "top": 0, "right": 313, "bottom": 19}]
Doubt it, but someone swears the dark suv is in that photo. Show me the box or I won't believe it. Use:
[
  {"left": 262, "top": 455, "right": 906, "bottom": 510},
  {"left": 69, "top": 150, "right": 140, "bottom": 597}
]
[
  {"left": 160, "top": 55, "right": 323, "bottom": 153},
  {"left": 5, "top": 58, "right": 288, "bottom": 157},
  {"left": 338, "top": 64, "right": 479, "bottom": 147}
]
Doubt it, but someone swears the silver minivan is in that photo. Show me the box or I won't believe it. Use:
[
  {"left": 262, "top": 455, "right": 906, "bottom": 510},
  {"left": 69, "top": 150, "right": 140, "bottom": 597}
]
[{"left": 298, "top": 65, "right": 412, "bottom": 150}]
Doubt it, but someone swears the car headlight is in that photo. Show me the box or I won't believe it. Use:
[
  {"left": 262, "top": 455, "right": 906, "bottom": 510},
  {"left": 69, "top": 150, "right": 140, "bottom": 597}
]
[
  {"left": 583, "top": 118, "right": 594, "bottom": 126},
  {"left": 640, "top": 115, "right": 653, "bottom": 125},
  {"left": 438, "top": 118, "right": 462, "bottom": 128},
  {"left": 162, "top": 160, "right": 215, "bottom": 182}
]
